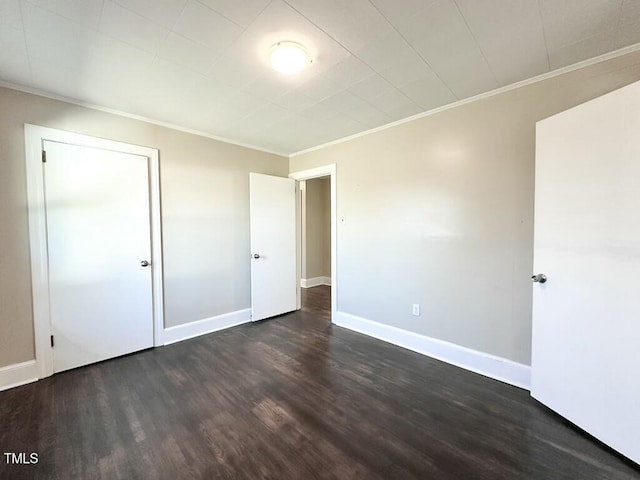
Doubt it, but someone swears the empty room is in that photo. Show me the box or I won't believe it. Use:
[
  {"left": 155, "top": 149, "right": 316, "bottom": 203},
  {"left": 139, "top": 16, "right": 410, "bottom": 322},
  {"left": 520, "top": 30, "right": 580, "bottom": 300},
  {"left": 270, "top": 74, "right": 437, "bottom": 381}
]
[{"left": 1, "top": 1, "right": 640, "bottom": 478}]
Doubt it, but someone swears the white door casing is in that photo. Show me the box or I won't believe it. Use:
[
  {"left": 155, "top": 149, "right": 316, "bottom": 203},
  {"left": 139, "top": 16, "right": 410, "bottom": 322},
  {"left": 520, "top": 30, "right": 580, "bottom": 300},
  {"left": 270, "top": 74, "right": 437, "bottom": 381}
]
[
  {"left": 25, "top": 125, "right": 164, "bottom": 379},
  {"left": 44, "top": 140, "right": 154, "bottom": 372},
  {"left": 249, "top": 173, "right": 297, "bottom": 321},
  {"left": 531, "top": 81, "right": 640, "bottom": 464}
]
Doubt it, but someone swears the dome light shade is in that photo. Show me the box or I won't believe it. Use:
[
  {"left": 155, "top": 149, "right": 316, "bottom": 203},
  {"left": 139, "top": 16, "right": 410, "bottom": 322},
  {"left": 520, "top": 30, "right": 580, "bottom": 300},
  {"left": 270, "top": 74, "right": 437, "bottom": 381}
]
[{"left": 270, "top": 41, "right": 310, "bottom": 74}]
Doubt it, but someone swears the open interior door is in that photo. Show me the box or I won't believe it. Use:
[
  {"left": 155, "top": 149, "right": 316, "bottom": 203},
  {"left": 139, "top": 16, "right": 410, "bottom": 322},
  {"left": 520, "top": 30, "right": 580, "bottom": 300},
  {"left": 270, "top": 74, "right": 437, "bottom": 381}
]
[
  {"left": 249, "top": 173, "right": 297, "bottom": 321},
  {"left": 531, "top": 81, "right": 640, "bottom": 464}
]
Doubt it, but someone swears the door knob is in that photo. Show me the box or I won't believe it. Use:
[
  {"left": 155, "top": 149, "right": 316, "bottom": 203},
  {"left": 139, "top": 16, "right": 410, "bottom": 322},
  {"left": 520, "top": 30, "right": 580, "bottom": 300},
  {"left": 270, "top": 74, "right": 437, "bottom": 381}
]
[
  {"left": 252, "top": 254, "right": 260, "bottom": 259},
  {"left": 531, "top": 273, "right": 547, "bottom": 283},
  {"left": 140, "top": 260, "right": 151, "bottom": 267}
]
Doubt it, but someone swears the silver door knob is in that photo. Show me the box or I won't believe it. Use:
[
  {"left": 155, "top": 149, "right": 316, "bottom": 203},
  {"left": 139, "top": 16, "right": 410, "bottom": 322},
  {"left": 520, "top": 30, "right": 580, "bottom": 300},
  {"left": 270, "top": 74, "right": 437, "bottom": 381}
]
[
  {"left": 140, "top": 260, "right": 151, "bottom": 267},
  {"left": 531, "top": 273, "right": 547, "bottom": 283},
  {"left": 252, "top": 254, "right": 260, "bottom": 259}
]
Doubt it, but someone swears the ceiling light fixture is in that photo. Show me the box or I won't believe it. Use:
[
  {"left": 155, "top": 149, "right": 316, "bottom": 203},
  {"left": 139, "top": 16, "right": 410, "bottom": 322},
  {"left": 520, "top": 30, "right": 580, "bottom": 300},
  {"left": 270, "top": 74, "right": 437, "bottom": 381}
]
[{"left": 269, "top": 41, "right": 311, "bottom": 75}]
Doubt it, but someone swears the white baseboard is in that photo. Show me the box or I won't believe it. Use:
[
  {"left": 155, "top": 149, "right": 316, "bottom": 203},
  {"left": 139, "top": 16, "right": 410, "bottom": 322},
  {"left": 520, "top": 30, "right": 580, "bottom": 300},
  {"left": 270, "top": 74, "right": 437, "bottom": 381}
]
[
  {"left": 0, "top": 360, "right": 39, "bottom": 392},
  {"left": 334, "top": 311, "right": 531, "bottom": 390},
  {"left": 163, "top": 308, "right": 252, "bottom": 345},
  {"left": 301, "top": 276, "right": 331, "bottom": 288}
]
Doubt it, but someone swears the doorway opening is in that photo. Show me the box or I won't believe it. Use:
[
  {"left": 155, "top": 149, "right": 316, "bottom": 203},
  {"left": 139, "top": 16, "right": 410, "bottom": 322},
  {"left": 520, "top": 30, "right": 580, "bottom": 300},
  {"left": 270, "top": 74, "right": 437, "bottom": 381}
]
[
  {"left": 300, "top": 176, "right": 331, "bottom": 318},
  {"left": 290, "top": 164, "right": 337, "bottom": 323}
]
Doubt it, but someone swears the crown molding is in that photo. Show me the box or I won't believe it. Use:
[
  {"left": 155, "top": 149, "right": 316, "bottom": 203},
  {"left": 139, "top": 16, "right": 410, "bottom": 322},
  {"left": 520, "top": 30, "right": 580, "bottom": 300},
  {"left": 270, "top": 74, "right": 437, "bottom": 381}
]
[
  {"left": 289, "top": 42, "right": 640, "bottom": 158},
  {"left": 0, "top": 80, "right": 288, "bottom": 158}
]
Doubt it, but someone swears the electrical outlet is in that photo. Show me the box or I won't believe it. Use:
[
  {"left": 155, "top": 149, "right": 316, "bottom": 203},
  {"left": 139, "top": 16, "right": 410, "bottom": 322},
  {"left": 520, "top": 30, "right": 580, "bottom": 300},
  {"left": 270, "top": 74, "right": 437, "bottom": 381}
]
[{"left": 412, "top": 304, "right": 420, "bottom": 316}]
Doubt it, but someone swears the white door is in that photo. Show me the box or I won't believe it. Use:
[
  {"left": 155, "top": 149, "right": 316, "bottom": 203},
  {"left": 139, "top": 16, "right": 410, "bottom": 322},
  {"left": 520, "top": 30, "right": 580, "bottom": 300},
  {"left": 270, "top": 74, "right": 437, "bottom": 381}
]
[
  {"left": 531, "top": 81, "right": 640, "bottom": 464},
  {"left": 249, "top": 173, "right": 297, "bottom": 321},
  {"left": 44, "top": 140, "right": 154, "bottom": 373}
]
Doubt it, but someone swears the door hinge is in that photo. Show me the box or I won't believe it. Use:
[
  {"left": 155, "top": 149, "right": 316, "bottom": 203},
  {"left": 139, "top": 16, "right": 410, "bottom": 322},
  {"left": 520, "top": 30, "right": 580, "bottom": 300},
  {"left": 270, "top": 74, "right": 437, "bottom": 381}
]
[
  {"left": 50, "top": 335, "right": 54, "bottom": 348},
  {"left": 42, "top": 150, "right": 47, "bottom": 163}
]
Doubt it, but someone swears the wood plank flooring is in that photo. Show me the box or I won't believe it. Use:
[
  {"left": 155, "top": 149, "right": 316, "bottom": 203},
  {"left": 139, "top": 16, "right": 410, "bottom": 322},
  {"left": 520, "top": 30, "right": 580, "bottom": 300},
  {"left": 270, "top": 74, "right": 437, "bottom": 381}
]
[{"left": 1, "top": 285, "right": 638, "bottom": 479}]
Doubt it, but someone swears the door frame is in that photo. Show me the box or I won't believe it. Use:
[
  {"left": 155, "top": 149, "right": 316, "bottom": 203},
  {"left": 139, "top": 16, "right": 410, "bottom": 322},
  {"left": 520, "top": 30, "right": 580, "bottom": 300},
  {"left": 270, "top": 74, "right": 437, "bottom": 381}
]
[
  {"left": 24, "top": 124, "right": 164, "bottom": 380},
  {"left": 289, "top": 165, "right": 337, "bottom": 323}
]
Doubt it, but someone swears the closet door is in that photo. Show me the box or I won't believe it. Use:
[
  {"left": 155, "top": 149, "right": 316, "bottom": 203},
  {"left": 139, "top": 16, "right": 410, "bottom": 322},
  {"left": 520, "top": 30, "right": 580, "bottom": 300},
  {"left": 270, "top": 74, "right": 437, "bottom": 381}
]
[{"left": 44, "top": 140, "right": 154, "bottom": 372}]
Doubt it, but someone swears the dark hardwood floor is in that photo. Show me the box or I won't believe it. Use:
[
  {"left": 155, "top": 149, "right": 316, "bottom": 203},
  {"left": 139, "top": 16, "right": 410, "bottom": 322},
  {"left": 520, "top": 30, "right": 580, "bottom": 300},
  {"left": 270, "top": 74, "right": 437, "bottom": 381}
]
[
  {"left": 301, "top": 284, "right": 331, "bottom": 317},
  {"left": 1, "top": 286, "right": 638, "bottom": 479}
]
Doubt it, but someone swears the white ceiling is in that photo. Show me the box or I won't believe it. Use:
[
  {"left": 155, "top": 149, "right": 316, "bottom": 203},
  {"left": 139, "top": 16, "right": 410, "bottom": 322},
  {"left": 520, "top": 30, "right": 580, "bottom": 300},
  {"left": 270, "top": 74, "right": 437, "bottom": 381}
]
[{"left": 1, "top": 0, "right": 639, "bottom": 155}]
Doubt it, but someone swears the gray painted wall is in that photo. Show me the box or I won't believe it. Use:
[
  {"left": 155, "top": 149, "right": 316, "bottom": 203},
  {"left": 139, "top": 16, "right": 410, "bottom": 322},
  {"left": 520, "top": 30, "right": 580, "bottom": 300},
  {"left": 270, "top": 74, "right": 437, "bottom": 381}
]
[
  {"left": 3, "top": 51, "right": 640, "bottom": 370},
  {"left": 304, "top": 177, "right": 331, "bottom": 280},
  {"left": 289, "top": 50, "right": 640, "bottom": 365},
  {"left": 0, "top": 87, "right": 288, "bottom": 368}
]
